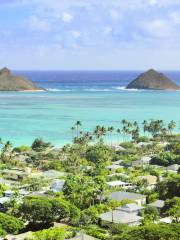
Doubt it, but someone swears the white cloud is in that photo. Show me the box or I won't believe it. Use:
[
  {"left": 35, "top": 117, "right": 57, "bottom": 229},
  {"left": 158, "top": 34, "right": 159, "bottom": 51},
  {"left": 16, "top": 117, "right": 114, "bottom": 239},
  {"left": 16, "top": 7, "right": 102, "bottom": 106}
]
[
  {"left": 62, "top": 12, "right": 73, "bottom": 23},
  {"left": 29, "top": 16, "right": 51, "bottom": 32},
  {"left": 141, "top": 19, "right": 173, "bottom": 38},
  {"left": 169, "top": 11, "right": 180, "bottom": 24},
  {"left": 110, "top": 9, "right": 120, "bottom": 20},
  {"left": 70, "top": 30, "right": 81, "bottom": 39},
  {"left": 104, "top": 27, "right": 112, "bottom": 35}
]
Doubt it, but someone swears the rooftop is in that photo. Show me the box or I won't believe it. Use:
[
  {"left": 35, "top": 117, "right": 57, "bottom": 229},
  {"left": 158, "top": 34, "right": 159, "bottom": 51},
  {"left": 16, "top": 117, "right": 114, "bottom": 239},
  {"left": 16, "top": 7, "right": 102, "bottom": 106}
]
[
  {"left": 110, "top": 191, "right": 146, "bottom": 201},
  {"left": 100, "top": 210, "right": 142, "bottom": 224},
  {"left": 107, "top": 180, "right": 130, "bottom": 187},
  {"left": 117, "top": 203, "right": 144, "bottom": 212},
  {"left": 166, "top": 164, "right": 180, "bottom": 171},
  {"left": 148, "top": 200, "right": 165, "bottom": 208}
]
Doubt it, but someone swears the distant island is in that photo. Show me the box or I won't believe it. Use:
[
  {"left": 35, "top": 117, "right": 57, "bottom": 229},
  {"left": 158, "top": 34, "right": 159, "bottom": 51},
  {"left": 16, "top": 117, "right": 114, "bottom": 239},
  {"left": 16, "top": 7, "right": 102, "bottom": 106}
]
[
  {"left": 0, "top": 67, "right": 43, "bottom": 91},
  {"left": 126, "top": 69, "right": 180, "bottom": 90}
]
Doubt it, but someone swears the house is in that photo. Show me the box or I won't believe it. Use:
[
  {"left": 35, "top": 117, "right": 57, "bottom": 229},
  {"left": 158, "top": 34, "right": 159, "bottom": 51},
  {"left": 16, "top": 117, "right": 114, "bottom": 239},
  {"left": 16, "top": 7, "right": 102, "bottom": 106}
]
[
  {"left": 138, "top": 175, "right": 157, "bottom": 189},
  {"left": 42, "top": 170, "right": 66, "bottom": 179},
  {"left": 109, "top": 191, "right": 146, "bottom": 206},
  {"left": 148, "top": 200, "right": 165, "bottom": 210},
  {"left": 136, "top": 142, "right": 151, "bottom": 147},
  {"left": 106, "top": 180, "right": 131, "bottom": 188},
  {"left": 100, "top": 203, "right": 144, "bottom": 226},
  {"left": 99, "top": 209, "right": 142, "bottom": 226},
  {"left": 50, "top": 179, "right": 65, "bottom": 192},
  {"left": 159, "top": 217, "right": 172, "bottom": 224},
  {"left": 166, "top": 164, "right": 180, "bottom": 173},
  {"left": 112, "top": 145, "right": 125, "bottom": 151},
  {"left": 132, "top": 156, "right": 151, "bottom": 167},
  {"left": 117, "top": 203, "right": 144, "bottom": 214}
]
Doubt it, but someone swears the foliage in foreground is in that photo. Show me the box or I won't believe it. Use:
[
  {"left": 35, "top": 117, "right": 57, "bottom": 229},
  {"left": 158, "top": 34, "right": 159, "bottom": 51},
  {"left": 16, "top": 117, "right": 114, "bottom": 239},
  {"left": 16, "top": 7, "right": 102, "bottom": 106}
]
[
  {"left": 113, "top": 223, "right": 180, "bottom": 240},
  {"left": 0, "top": 212, "right": 24, "bottom": 235},
  {"left": 27, "top": 227, "right": 65, "bottom": 240}
]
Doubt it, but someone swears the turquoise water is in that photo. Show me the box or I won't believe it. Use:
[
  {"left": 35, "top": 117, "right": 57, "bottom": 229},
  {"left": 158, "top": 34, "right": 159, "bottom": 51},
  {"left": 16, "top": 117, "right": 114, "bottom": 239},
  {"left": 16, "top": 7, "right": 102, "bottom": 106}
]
[{"left": 0, "top": 89, "right": 180, "bottom": 147}]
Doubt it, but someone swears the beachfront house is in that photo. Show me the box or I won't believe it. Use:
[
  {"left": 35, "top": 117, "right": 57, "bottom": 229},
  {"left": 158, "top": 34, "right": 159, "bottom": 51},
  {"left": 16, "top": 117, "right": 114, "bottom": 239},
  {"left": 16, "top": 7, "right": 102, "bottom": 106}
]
[{"left": 109, "top": 191, "right": 146, "bottom": 206}]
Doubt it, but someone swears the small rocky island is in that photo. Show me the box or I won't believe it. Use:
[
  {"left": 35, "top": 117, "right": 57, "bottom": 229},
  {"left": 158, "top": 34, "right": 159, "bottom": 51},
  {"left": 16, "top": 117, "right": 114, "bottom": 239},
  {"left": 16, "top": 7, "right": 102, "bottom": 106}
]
[
  {"left": 0, "top": 67, "right": 43, "bottom": 91},
  {"left": 126, "top": 69, "right": 180, "bottom": 90}
]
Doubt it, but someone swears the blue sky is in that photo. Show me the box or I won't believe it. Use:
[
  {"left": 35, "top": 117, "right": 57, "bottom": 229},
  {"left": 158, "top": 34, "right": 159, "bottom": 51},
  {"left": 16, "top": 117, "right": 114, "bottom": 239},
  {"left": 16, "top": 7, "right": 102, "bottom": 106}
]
[{"left": 0, "top": 0, "right": 180, "bottom": 70}]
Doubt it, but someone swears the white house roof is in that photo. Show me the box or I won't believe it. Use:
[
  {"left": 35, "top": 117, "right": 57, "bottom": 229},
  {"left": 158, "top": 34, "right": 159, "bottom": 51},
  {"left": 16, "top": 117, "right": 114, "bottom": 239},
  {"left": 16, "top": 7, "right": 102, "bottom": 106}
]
[
  {"left": 166, "top": 164, "right": 180, "bottom": 171},
  {"left": 110, "top": 191, "right": 146, "bottom": 201},
  {"left": 141, "top": 156, "right": 151, "bottom": 162},
  {"left": 107, "top": 180, "right": 129, "bottom": 187},
  {"left": 159, "top": 217, "right": 172, "bottom": 223},
  {"left": 148, "top": 200, "right": 165, "bottom": 208},
  {"left": 112, "top": 145, "right": 125, "bottom": 151},
  {"left": 100, "top": 210, "right": 142, "bottom": 224}
]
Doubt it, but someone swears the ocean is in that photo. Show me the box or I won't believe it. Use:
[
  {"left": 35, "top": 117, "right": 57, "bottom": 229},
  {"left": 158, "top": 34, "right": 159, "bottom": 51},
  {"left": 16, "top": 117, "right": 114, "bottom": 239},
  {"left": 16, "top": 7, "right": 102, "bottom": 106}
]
[{"left": 0, "top": 70, "right": 180, "bottom": 146}]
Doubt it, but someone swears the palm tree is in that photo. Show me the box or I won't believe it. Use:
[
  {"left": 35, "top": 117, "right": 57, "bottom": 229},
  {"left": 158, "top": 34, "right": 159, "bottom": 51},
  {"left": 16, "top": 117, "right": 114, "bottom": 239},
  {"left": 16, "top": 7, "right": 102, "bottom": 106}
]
[
  {"left": 75, "top": 121, "right": 82, "bottom": 138},
  {"left": 117, "top": 128, "right": 121, "bottom": 143},
  {"left": 94, "top": 125, "right": 106, "bottom": 141},
  {"left": 168, "top": 120, "right": 176, "bottom": 135},
  {"left": 142, "top": 120, "right": 148, "bottom": 136},
  {"left": 108, "top": 126, "right": 114, "bottom": 146},
  {"left": 94, "top": 125, "right": 101, "bottom": 140},
  {"left": 71, "top": 126, "right": 75, "bottom": 142},
  {"left": 1, "top": 141, "right": 13, "bottom": 163}
]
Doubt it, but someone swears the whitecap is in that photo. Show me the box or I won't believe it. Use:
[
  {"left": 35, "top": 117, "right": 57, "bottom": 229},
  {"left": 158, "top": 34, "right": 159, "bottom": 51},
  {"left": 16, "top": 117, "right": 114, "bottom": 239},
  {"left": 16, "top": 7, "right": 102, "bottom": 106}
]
[
  {"left": 113, "top": 86, "right": 143, "bottom": 91},
  {"left": 84, "top": 88, "right": 111, "bottom": 92},
  {"left": 46, "top": 88, "right": 72, "bottom": 92}
]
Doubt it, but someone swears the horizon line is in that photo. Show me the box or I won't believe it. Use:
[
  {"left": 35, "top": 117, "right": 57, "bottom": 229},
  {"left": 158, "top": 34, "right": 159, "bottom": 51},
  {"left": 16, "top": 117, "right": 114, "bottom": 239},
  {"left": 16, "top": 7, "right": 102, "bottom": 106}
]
[{"left": 11, "top": 68, "right": 180, "bottom": 72}]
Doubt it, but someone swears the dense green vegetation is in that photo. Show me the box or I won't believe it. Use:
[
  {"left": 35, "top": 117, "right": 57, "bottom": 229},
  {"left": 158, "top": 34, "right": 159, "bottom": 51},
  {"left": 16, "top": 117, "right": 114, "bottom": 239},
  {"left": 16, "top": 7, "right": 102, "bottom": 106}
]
[
  {"left": 114, "top": 223, "right": 180, "bottom": 240},
  {"left": 0, "top": 119, "right": 179, "bottom": 239},
  {"left": 0, "top": 212, "right": 24, "bottom": 235}
]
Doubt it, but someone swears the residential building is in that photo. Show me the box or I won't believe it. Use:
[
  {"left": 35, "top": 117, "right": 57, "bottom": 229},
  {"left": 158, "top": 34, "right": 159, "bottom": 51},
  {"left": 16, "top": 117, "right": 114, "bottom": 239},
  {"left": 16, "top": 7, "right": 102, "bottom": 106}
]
[{"left": 109, "top": 191, "right": 146, "bottom": 206}]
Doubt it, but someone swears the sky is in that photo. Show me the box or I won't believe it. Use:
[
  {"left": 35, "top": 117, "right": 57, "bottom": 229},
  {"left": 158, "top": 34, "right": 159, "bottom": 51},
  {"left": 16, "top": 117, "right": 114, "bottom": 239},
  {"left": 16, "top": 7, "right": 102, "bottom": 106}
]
[{"left": 0, "top": 0, "right": 180, "bottom": 70}]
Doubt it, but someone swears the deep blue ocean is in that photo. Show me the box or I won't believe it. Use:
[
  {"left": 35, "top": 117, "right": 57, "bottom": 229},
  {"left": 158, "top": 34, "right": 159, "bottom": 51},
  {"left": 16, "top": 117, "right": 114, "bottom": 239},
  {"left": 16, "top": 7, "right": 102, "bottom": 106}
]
[
  {"left": 0, "top": 70, "right": 180, "bottom": 146},
  {"left": 14, "top": 70, "right": 180, "bottom": 92}
]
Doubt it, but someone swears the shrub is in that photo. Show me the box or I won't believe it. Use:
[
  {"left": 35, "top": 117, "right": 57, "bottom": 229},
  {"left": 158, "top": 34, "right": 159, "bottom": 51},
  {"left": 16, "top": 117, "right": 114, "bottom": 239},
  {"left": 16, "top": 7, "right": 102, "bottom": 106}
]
[
  {"left": 30, "top": 227, "right": 65, "bottom": 240},
  {"left": 0, "top": 212, "right": 24, "bottom": 234},
  {"left": 0, "top": 227, "right": 6, "bottom": 237},
  {"left": 115, "top": 223, "right": 180, "bottom": 240}
]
